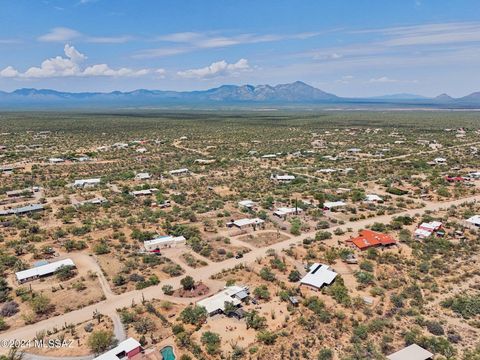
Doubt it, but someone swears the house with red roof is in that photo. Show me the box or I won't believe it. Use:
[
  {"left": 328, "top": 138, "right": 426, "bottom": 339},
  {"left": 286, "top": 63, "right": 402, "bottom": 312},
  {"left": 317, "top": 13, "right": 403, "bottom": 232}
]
[{"left": 350, "top": 229, "right": 396, "bottom": 251}]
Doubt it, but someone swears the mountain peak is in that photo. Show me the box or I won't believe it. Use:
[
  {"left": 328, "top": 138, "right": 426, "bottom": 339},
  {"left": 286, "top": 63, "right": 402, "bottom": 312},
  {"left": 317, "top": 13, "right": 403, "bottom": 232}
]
[{"left": 435, "top": 93, "right": 453, "bottom": 101}]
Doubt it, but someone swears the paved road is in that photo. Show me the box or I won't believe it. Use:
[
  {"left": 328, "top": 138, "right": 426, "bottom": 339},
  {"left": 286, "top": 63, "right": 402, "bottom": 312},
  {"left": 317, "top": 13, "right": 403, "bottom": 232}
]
[{"left": 1, "top": 194, "right": 479, "bottom": 355}]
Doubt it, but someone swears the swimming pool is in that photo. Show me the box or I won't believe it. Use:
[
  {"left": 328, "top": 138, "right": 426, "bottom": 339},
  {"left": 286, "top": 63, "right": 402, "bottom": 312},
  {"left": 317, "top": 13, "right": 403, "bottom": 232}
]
[{"left": 160, "top": 346, "right": 176, "bottom": 360}]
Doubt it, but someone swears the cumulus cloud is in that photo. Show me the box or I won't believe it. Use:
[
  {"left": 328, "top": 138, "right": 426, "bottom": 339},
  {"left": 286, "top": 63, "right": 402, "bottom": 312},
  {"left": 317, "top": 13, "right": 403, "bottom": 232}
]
[
  {"left": 177, "top": 59, "right": 250, "bottom": 79},
  {"left": 0, "top": 44, "right": 160, "bottom": 78}
]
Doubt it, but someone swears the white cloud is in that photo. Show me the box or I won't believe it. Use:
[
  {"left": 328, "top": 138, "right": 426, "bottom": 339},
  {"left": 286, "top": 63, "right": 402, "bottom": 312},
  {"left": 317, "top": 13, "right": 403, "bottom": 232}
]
[
  {"left": 0, "top": 44, "right": 158, "bottom": 79},
  {"left": 177, "top": 59, "right": 250, "bottom": 79},
  {"left": 369, "top": 76, "right": 418, "bottom": 84},
  {"left": 0, "top": 66, "right": 19, "bottom": 78},
  {"left": 336, "top": 75, "right": 354, "bottom": 84},
  {"left": 38, "top": 27, "right": 81, "bottom": 42},
  {"left": 38, "top": 27, "right": 132, "bottom": 44},
  {"left": 136, "top": 31, "right": 322, "bottom": 58}
]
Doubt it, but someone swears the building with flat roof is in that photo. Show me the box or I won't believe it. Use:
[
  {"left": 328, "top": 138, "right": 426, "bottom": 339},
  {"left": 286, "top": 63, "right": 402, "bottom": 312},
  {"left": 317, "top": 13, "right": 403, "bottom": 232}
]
[
  {"left": 144, "top": 235, "right": 186, "bottom": 252},
  {"left": 16, "top": 258, "right": 75, "bottom": 283},
  {"left": 0, "top": 203, "right": 45, "bottom": 217},
  {"left": 323, "top": 201, "right": 346, "bottom": 210},
  {"left": 270, "top": 174, "right": 295, "bottom": 182},
  {"left": 227, "top": 217, "right": 264, "bottom": 229},
  {"left": 169, "top": 168, "right": 190, "bottom": 176},
  {"left": 93, "top": 338, "right": 142, "bottom": 360},
  {"left": 300, "top": 263, "right": 337, "bottom": 290},
  {"left": 238, "top": 200, "right": 256, "bottom": 209},
  {"left": 273, "top": 207, "right": 303, "bottom": 217},
  {"left": 74, "top": 178, "right": 101, "bottom": 188}
]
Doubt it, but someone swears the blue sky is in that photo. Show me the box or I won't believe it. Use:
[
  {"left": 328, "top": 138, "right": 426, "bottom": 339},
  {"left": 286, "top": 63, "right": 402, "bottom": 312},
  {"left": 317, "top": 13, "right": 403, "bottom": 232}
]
[{"left": 1, "top": 0, "right": 480, "bottom": 97}]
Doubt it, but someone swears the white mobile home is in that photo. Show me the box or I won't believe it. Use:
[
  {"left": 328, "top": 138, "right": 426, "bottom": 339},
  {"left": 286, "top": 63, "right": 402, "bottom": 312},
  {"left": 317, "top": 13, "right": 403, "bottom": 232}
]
[
  {"left": 15, "top": 258, "right": 75, "bottom": 283},
  {"left": 169, "top": 168, "right": 190, "bottom": 176},
  {"left": 227, "top": 217, "right": 264, "bottom": 229},
  {"left": 270, "top": 174, "right": 295, "bottom": 183},
  {"left": 74, "top": 178, "right": 101, "bottom": 188}
]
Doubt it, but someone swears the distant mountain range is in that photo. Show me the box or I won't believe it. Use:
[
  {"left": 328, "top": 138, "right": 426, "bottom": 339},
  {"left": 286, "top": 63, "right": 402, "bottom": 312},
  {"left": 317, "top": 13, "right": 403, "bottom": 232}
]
[{"left": 1, "top": 81, "right": 480, "bottom": 109}]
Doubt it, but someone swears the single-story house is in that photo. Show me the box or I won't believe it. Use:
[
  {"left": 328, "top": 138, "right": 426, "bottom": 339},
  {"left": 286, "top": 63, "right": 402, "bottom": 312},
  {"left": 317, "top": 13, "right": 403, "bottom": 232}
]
[
  {"left": 434, "top": 157, "right": 447, "bottom": 164},
  {"left": 16, "top": 258, "right": 75, "bottom": 283},
  {"left": 48, "top": 157, "right": 65, "bottom": 163},
  {"left": 364, "top": 194, "right": 383, "bottom": 203},
  {"left": 414, "top": 228, "right": 433, "bottom": 239},
  {"left": 0, "top": 203, "right": 45, "bottom": 217},
  {"left": 169, "top": 168, "right": 190, "bottom": 176},
  {"left": 415, "top": 221, "right": 442, "bottom": 238},
  {"left": 93, "top": 338, "right": 142, "bottom": 360},
  {"left": 135, "top": 172, "right": 151, "bottom": 180},
  {"left": 6, "top": 188, "right": 35, "bottom": 198},
  {"left": 197, "top": 285, "right": 249, "bottom": 316},
  {"left": 227, "top": 217, "right": 265, "bottom": 229},
  {"left": 351, "top": 229, "right": 396, "bottom": 251},
  {"left": 387, "top": 344, "right": 433, "bottom": 360},
  {"left": 238, "top": 200, "right": 256, "bottom": 209},
  {"left": 466, "top": 215, "right": 480, "bottom": 227},
  {"left": 419, "top": 221, "right": 442, "bottom": 232},
  {"left": 270, "top": 174, "right": 295, "bottom": 182},
  {"left": 300, "top": 263, "right": 338, "bottom": 290},
  {"left": 130, "top": 188, "right": 158, "bottom": 197},
  {"left": 75, "top": 197, "right": 107, "bottom": 207},
  {"left": 323, "top": 201, "right": 346, "bottom": 210},
  {"left": 74, "top": 178, "right": 101, "bottom": 188},
  {"left": 144, "top": 235, "right": 186, "bottom": 252},
  {"left": 273, "top": 207, "right": 303, "bottom": 217},
  {"left": 195, "top": 159, "right": 216, "bottom": 164},
  {"left": 261, "top": 154, "right": 277, "bottom": 159}
]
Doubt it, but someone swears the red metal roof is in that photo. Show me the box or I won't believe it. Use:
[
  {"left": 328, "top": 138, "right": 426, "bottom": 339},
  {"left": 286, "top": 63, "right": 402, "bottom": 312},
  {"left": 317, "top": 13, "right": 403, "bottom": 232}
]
[{"left": 351, "top": 229, "right": 396, "bottom": 250}]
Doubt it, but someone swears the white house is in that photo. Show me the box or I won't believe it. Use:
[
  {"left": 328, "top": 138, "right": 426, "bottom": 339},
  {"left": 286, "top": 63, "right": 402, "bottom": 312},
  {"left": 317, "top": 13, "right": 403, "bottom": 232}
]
[
  {"left": 135, "top": 172, "right": 151, "bottom": 180},
  {"left": 169, "top": 168, "right": 190, "bottom": 176},
  {"left": 93, "top": 338, "right": 142, "bottom": 360},
  {"left": 414, "top": 228, "right": 433, "bottom": 239},
  {"left": 434, "top": 157, "right": 447, "bottom": 164},
  {"left": 323, "top": 201, "right": 346, "bottom": 210},
  {"left": 75, "top": 197, "right": 107, "bottom": 207},
  {"left": 74, "top": 178, "right": 101, "bottom": 188},
  {"left": 271, "top": 174, "right": 295, "bottom": 182},
  {"left": 48, "top": 157, "right": 65, "bottom": 164},
  {"left": 16, "top": 258, "right": 75, "bottom": 283},
  {"left": 273, "top": 207, "right": 303, "bottom": 217},
  {"left": 144, "top": 235, "right": 186, "bottom": 251},
  {"left": 228, "top": 217, "right": 265, "bottom": 229},
  {"left": 300, "top": 263, "right": 338, "bottom": 290},
  {"left": 466, "top": 215, "right": 480, "bottom": 227},
  {"left": 387, "top": 344, "right": 433, "bottom": 360},
  {"left": 364, "top": 194, "right": 383, "bottom": 203},
  {"left": 197, "top": 285, "right": 249, "bottom": 316},
  {"left": 130, "top": 188, "right": 158, "bottom": 197},
  {"left": 238, "top": 200, "right": 256, "bottom": 209},
  {"left": 195, "top": 159, "right": 216, "bottom": 164}
]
